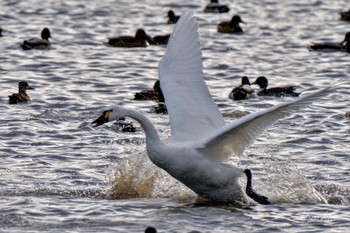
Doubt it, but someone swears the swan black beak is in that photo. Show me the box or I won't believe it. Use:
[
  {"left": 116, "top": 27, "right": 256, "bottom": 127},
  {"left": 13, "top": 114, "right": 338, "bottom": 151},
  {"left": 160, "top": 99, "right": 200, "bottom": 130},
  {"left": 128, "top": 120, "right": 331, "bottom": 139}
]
[
  {"left": 244, "top": 169, "right": 270, "bottom": 205},
  {"left": 91, "top": 110, "right": 112, "bottom": 127}
]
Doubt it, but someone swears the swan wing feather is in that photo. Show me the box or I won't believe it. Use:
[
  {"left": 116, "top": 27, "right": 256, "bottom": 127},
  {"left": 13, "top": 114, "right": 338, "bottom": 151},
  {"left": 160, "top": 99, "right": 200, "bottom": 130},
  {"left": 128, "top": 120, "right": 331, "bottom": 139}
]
[
  {"left": 158, "top": 10, "right": 225, "bottom": 143},
  {"left": 197, "top": 85, "right": 334, "bottom": 162}
]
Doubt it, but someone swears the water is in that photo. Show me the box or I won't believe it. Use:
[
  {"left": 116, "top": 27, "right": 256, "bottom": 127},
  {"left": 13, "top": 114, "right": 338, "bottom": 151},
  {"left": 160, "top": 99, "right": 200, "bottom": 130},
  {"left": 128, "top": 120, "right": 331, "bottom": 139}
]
[{"left": 0, "top": 0, "right": 349, "bottom": 232}]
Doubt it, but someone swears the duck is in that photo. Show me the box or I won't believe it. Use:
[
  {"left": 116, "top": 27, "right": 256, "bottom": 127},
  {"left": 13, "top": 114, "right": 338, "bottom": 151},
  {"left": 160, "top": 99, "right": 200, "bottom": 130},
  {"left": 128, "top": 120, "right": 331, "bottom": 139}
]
[
  {"left": 133, "top": 80, "right": 167, "bottom": 114},
  {"left": 204, "top": 0, "right": 230, "bottom": 13},
  {"left": 228, "top": 76, "right": 257, "bottom": 100},
  {"left": 147, "top": 34, "right": 171, "bottom": 45},
  {"left": 218, "top": 15, "right": 244, "bottom": 33},
  {"left": 345, "top": 111, "right": 350, "bottom": 118},
  {"left": 92, "top": 11, "right": 333, "bottom": 205},
  {"left": 167, "top": 10, "right": 180, "bottom": 24},
  {"left": 145, "top": 227, "right": 157, "bottom": 233},
  {"left": 252, "top": 76, "right": 300, "bottom": 97},
  {"left": 113, "top": 118, "right": 136, "bottom": 132},
  {"left": 339, "top": 9, "right": 350, "bottom": 21},
  {"left": 0, "top": 27, "right": 2, "bottom": 37},
  {"left": 106, "top": 29, "right": 148, "bottom": 48},
  {"left": 21, "top": 28, "right": 52, "bottom": 50},
  {"left": 309, "top": 32, "right": 350, "bottom": 53},
  {"left": 154, "top": 102, "right": 167, "bottom": 114},
  {"left": 8, "top": 81, "right": 34, "bottom": 104},
  {"left": 133, "top": 80, "right": 164, "bottom": 102}
]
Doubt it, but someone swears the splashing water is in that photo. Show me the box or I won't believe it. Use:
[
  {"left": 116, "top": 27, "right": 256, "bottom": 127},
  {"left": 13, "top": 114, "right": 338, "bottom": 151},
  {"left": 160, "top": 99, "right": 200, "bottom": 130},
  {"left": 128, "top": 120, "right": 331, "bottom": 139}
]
[
  {"left": 108, "top": 149, "right": 196, "bottom": 201},
  {"left": 107, "top": 147, "right": 327, "bottom": 204}
]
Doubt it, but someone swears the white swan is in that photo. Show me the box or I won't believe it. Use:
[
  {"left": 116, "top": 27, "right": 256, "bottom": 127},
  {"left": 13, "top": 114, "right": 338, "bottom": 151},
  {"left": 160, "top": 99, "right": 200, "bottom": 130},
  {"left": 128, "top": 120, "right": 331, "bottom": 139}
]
[{"left": 92, "top": 11, "right": 334, "bottom": 205}]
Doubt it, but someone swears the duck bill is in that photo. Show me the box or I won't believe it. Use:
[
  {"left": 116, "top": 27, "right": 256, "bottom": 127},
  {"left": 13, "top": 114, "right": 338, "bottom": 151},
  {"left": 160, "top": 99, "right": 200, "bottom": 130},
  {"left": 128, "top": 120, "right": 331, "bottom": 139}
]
[{"left": 91, "top": 110, "right": 111, "bottom": 127}]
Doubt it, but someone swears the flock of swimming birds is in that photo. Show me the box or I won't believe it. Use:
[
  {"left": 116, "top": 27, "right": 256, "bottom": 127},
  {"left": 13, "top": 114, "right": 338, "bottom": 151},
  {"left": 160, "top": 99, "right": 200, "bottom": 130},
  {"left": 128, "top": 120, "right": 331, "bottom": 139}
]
[{"left": 4, "top": 0, "right": 350, "bottom": 207}]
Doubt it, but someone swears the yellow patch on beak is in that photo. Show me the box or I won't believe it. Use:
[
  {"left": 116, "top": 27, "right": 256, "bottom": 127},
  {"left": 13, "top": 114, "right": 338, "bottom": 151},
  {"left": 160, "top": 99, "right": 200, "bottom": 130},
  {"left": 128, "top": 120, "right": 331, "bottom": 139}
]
[{"left": 105, "top": 110, "right": 111, "bottom": 119}]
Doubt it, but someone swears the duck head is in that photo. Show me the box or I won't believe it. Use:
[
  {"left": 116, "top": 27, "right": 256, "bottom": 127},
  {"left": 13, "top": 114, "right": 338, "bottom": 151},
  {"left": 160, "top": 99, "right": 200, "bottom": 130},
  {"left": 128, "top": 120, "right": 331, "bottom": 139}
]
[
  {"left": 230, "top": 15, "right": 244, "bottom": 25},
  {"left": 252, "top": 76, "right": 268, "bottom": 89},
  {"left": 135, "top": 29, "right": 148, "bottom": 40},
  {"left": 168, "top": 10, "right": 176, "bottom": 19},
  {"left": 241, "top": 76, "right": 251, "bottom": 85},
  {"left": 41, "top": 28, "right": 51, "bottom": 40},
  {"left": 18, "top": 81, "right": 34, "bottom": 92}
]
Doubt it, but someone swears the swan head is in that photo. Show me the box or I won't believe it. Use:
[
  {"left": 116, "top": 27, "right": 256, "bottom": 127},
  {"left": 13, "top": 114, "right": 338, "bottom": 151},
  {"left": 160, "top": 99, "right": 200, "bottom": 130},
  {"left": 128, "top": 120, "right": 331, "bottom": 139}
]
[{"left": 91, "top": 106, "right": 126, "bottom": 127}]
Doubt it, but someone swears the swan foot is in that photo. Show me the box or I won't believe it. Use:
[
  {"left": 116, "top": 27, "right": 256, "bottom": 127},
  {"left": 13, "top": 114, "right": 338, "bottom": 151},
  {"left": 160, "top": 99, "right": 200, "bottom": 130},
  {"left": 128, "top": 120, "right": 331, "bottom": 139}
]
[{"left": 244, "top": 169, "right": 270, "bottom": 205}]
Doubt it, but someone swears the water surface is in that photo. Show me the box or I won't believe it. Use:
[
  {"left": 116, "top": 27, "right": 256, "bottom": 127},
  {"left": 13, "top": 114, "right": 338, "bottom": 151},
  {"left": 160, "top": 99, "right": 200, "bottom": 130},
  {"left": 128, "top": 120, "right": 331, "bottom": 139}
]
[{"left": 0, "top": 0, "right": 349, "bottom": 232}]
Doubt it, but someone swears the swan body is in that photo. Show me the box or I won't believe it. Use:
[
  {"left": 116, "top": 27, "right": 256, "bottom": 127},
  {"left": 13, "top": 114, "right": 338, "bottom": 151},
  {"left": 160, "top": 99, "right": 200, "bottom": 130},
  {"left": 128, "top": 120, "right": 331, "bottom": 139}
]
[{"left": 93, "top": 11, "right": 334, "bottom": 204}]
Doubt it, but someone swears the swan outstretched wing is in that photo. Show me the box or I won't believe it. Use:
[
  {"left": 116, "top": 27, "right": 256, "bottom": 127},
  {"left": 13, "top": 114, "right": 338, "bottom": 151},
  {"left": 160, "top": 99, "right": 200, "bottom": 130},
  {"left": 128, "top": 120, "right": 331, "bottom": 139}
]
[
  {"left": 197, "top": 85, "right": 334, "bottom": 162},
  {"left": 158, "top": 10, "right": 225, "bottom": 143}
]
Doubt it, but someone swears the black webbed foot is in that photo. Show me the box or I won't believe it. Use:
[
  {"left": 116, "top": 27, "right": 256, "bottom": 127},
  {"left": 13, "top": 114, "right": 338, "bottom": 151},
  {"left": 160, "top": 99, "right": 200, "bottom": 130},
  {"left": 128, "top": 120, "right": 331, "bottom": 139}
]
[{"left": 244, "top": 169, "right": 270, "bottom": 205}]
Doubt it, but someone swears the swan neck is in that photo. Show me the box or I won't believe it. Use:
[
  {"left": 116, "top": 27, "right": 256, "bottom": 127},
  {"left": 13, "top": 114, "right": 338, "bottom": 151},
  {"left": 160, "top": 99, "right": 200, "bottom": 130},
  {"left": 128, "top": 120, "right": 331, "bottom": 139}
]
[{"left": 126, "top": 109, "right": 162, "bottom": 145}]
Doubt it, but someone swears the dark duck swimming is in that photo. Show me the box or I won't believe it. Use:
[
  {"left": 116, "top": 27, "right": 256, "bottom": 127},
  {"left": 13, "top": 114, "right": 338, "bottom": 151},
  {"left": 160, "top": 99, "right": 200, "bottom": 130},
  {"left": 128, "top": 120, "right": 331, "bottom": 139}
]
[
  {"left": 339, "top": 9, "right": 350, "bottom": 21},
  {"left": 204, "top": 0, "right": 230, "bottom": 13},
  {"left": 106, "top": 29, "right": 149, "bottom": 48},
  {"left": 147, "top": 34, "right": 171, "bottom": 45},
  {"left": 21, "top": 28, "right": 52, "bottom": 50},
  {"left": 252, "top": 76, "right": 300, "bottom": 97},
  {"left": 228, "top": 76, "right": 257, "bottom": 100},
  {"left": 309, "top": 32, "right": 350, "bottom": 53},
  {"left": 134, "top": 80, "right": 164, "bottom": 102},
  {"left": 167, "top": 10, "right": 180, "bottom": 24},
  {"left": 133, "top": 80, "right": 167, "bottom": 114},
  {"left": 8, "top": 81, "right": 34, "bottom": 104},
  {"left": 218, "top": 15, "right": 244, "bottom": 33}
]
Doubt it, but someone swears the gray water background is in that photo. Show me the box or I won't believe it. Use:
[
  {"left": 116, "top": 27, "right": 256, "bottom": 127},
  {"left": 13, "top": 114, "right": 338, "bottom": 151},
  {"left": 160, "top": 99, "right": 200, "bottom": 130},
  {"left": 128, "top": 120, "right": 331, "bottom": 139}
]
[{"left": 0, "top": 0, "right": 349, "bottom": 232}]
